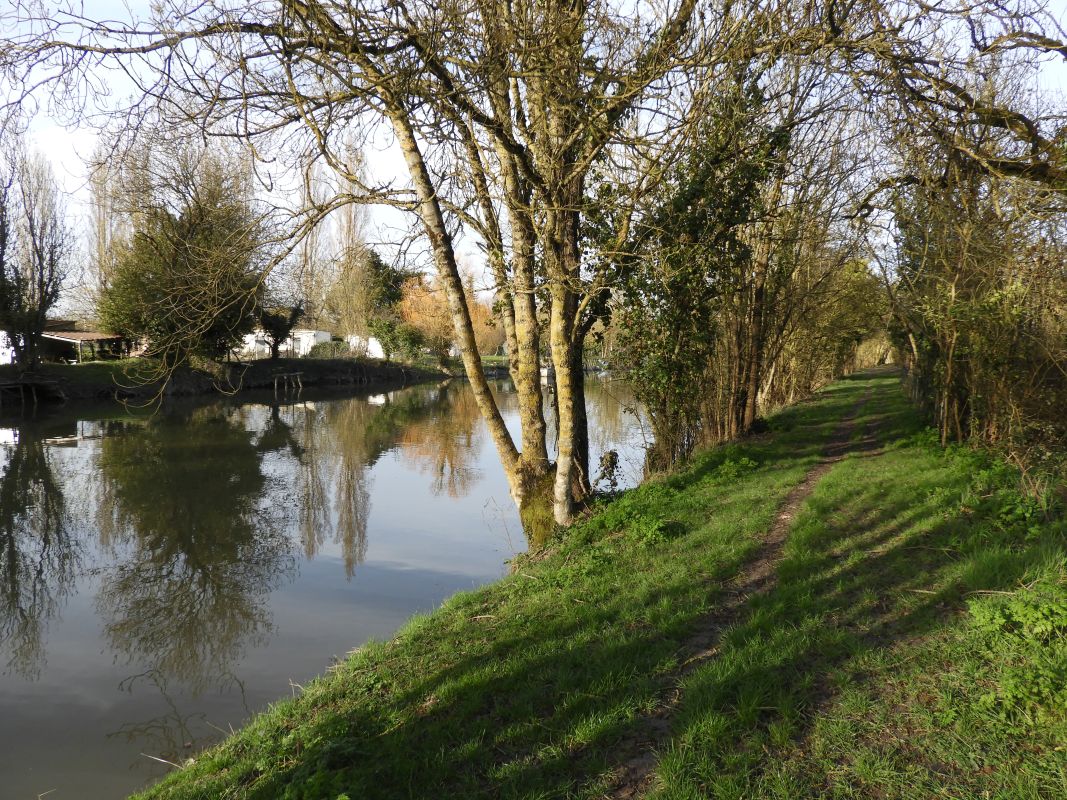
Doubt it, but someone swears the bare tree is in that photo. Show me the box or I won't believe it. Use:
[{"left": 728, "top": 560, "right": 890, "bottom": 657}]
[
  {"left": 0, "top": 144, "right": 72, "bottom": 368},
  {"left": 88, "top": 144, "right": 126, "bottom": 306}
]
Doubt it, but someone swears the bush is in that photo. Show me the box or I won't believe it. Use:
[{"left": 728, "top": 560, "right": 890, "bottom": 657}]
[
  {"left": 305, "top": 340, "right": 352, "bottom": 359},
  {"left": 969, "top": 584, "right": 1067, "bottom": 718}
]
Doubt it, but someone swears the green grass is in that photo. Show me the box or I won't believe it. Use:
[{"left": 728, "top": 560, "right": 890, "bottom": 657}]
[
  {"left": 652, "top": 378, "right": 1067, "bottom": 799},
  {"left": 134, "top": 371, "right": 1067, "bottom": 799},
  {"left": 0, "top": 358, "right": 146, "bottom": 386}
]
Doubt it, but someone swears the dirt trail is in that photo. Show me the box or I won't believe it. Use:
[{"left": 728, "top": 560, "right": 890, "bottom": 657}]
[{"left": 605, "top": 390, "right": 878, "bottom": 799}]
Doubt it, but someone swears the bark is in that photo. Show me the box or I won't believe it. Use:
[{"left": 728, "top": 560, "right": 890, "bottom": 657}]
[
  {"left": 742, "top": 258, "right": 768, "bottom": 432},
  {"left": 545, "top": 182, "right": 586, "bottom": 524},
  {"left": 549, "top": 283, "right": 578, "bottom": 525},
  {"left": 495, "top": 144, "right": 550, "bottom": 475},
  {"left": 479, "top": 63, "right": 550, "bottom": 477}
]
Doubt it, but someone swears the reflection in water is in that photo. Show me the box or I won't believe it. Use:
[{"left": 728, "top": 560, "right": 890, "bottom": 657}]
[
  {"left": 108, "top": 669, "right": 239, "bottom": 769},
  {"left": 276, "top": 382, "right": 484, "bottom": 574},
  {"left": 293, "top": 403, "right": 333, "bottom": 564},
  {"left": 0, "top": 378, "right": 647, "bottom": 799},
  {"left": 94, "top": 406, "right": 295, "bottom": 693},
  {"left": 584, "top": 379, "right": 645, "bottom": 486},
  {"left": 0, "top": 427, "right": 77, "bottom": 678},
  {"left": 397, "top": 384, "right": 484, "bottom": 498},
  {"left": 323, "top": 399, "right": 374, "bottom": 577}
]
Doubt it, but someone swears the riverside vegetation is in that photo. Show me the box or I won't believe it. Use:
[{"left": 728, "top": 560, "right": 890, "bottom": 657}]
[{"left": 135, "top": 370, "right": 1067, "bottom": 799}]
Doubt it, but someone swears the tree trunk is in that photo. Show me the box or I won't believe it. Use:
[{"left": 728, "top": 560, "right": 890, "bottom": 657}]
[
  {"left": 569, "top": 341, "right": 591, "bottom": 499},
  {"left": 741, "top": 247, "right": 769, "bottom": 432},
  {"left": 386, "top": 105, "right": 525, "bottom": 499},
  {"left": 545, "top": 189, "right": 587, "bottom": 525},
  {"left": 488, "top": 122, "right": 550, "bottom": 478},
  {"left": 549, "top": 285, "right": 577, "bottom": 525}
]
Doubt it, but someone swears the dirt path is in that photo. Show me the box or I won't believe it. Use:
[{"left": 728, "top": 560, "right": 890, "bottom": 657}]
[{"left": 605, "top": 391, "right": 877, "bottom": 799}]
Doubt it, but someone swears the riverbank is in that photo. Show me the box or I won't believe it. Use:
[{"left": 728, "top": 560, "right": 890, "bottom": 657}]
[
  {"left": 0, "top": 356, "right": 443, "bottom": 406},
  {"left": 134, "top": 370, "right": 1067, "bottom": 799}
]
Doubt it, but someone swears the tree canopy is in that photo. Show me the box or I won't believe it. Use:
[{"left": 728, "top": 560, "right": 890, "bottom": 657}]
[{"left": 98, "top": 144, "right": 269, "bottom": 365}]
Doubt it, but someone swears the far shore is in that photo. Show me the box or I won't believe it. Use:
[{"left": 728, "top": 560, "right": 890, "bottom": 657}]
[{"left": 0, "top": 356, "right": 447, "bottom": 408}]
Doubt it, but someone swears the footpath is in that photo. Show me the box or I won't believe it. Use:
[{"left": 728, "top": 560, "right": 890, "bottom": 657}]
[{"left": 137, "top": 370, "right": 1067, "bottom": 800}]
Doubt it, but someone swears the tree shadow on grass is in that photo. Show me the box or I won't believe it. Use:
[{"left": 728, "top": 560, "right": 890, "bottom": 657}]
[{"left": 648, "top": 403, "right": 1066, "bottom": 799}]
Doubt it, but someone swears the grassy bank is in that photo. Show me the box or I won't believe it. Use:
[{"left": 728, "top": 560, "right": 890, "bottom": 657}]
[{"left": 135, "top": 371, "right": 1067, "bottom": 799}]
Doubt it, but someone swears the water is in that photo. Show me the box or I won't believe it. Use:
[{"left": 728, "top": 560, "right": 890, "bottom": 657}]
[{"left": 0, "top": 377, "right": 645, "bottom": 798}]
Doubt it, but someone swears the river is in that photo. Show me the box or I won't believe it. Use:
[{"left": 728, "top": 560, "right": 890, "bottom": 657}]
[{"left": 0, "top": 377, "right": 646, "bottom": 798}]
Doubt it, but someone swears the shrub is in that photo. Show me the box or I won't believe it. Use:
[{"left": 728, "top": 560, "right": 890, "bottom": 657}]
[{"left": 306, "top": 340, "right": 352, "bottom": 359}]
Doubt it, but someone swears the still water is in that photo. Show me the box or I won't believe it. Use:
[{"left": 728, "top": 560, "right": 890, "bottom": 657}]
[{"left": 0, "top": 378, "right": 645, "bottom": 799}]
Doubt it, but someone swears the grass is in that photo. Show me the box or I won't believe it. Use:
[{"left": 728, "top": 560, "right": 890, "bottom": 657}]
[
  {"left": 133, "top": 371, "right": 1067, "bottom": 799},
  {"left": 0, "top": 358, "right": 145, "bottom": 385}
]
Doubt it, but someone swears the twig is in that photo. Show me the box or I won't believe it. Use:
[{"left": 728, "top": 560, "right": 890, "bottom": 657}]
[{"left": 140, "top": 753, "right": 183, "bottom": 768}]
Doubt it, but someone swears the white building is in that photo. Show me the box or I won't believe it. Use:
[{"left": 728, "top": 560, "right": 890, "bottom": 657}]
[
  {"left": 240, "top": 328, "right": 334, "bottom": 359},
  {"left": 240, "top": 330, "right": 272, "bottom": 360},
  {"left": 345, "top": 334, "right": 385, "bottom": 360},
  {"left": 0, "top": 332, "right": 13, "bottom": 365},
  {"left": 286, "top": 329, "right": 332, "bottom": 357}
]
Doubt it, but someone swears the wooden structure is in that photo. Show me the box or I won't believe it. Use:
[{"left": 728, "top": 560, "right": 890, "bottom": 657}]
[
  {"left": 41, "top": 331, "right": 126, "bottom": 363},
  {"left": 0, "top": 376, "right": 66, "bottom": 409},
  {"left": 273, "top": 371, "right": 304, "bottom": 397}
]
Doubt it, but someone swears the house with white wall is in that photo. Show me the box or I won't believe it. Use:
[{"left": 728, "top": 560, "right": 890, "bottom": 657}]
[
  {"left": 345, "top": 334, "right": 385, "bottom": 359},
  {"left": 0, "top": 332, "right": 13, "bottom": 365},
  {"left": 288, "top": 329, "right": 333, "bottom": 357},
  {"left": 240, "top": 328, "right": 333, "bottom": 359}
]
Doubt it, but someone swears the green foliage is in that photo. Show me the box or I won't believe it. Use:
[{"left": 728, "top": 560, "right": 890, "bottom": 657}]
[
  {"left": 970, "top": 588, "right": 1067, "bottom": 645},
  {"left": 970, "top": 585, "right": 1067, "bottom": 718},
  {"left": 616, "top": 77, "right": 773, "bottom": 469},
  {"left": 889, "top": 153, "right": 1067, "bottom": 485},
  {"left": 98, "top": 147, "right": 266, "bottom": 364},
  {"left": 328, "top": 247, "right": 413, "bottom": 349},
  {"left": 394, "top": 324, "right": 426, "bottom": 362},
  {"left": 369, "top": 319, "right": 425, "bottom": 363},
  {"left": 258, "top": 305, "right": 303, "bottom": 359},
  {"left": 630, "top": 516, "right": 682, "bottom": 548},
  {"left": 362, "top": 249, "right": 409, "bottom": 311},
  {"left": 305, "top": 340, "right": 351, "bottom": 359},
  {"left": 711, "top": 456, "right": 759, "bottom": 483}
]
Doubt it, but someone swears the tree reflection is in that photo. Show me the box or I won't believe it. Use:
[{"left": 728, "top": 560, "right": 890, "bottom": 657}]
[
  {"left": 0, "top": 427, "right": 77, "bottom": 679},
  {"left": 322, "top": 400, "right": 374, "bottom": 577},
  {"left": 255, "top": 403, "right": 305, "bottom": 460},
  {"left": 95, "top": 405, "right": 294, "bottom": 694},
  {"left": 583, "top": 380, "right": 632, "bottom": 447},
  {"left": 396, "top": 384, "right": 484, "bottom": 498},
  {"left": 108, "top": 667, "right": 250, "bottom": 768},
  {"left": 267, "top": 384, "right": 482, "bottom": 576}
]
